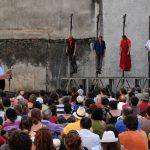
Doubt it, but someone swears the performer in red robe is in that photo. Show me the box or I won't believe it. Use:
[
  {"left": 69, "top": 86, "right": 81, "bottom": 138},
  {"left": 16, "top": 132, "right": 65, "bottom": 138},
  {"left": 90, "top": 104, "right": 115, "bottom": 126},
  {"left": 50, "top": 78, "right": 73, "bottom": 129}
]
[{"left": 120, "top": 35, "right": 131, "bottom": 71}]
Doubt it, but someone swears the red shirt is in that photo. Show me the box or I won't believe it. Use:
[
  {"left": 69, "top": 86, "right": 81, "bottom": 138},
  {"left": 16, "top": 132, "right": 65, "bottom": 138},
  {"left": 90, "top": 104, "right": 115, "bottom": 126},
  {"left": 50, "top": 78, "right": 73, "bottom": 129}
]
[{"left": 138, "top": 101, "right": 149, "bottom": 117}]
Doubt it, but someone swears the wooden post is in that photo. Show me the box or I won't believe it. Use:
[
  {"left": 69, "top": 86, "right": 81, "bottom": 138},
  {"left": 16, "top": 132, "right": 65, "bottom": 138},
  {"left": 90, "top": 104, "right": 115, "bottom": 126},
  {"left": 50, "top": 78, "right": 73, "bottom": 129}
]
[
  {"left": 70, "top": 13, "right": 73, "bottom": 37},
  {"left": 122, "top": 14, "right": 127, "bottom": 85},
  {"left": 96, "top": 14, "right": 100, "bottom": 38}
]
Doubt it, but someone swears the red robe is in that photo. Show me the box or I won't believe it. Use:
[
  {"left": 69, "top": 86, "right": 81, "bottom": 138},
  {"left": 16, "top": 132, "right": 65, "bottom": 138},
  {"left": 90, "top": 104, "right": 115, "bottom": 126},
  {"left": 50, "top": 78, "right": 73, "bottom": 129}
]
[{"left": 120, "top": 38, "right": 131, "bottom": 71}]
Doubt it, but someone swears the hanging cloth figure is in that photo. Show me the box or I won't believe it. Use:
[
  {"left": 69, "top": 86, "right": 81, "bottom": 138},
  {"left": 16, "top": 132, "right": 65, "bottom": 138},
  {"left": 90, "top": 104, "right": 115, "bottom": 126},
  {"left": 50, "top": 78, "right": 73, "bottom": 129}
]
[
  {"left": 120, "top": 35, "right": 131, "bottom": 71},
  {"left": 66, "top": 36, "right": 78, "bottom": 74}
]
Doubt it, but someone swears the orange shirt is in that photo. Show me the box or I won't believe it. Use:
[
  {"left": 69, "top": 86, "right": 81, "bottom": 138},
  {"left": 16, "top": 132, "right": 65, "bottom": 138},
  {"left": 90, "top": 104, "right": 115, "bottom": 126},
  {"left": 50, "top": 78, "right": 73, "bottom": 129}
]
[{"left": 119, "top": 130, "right": 148, "bottom": 150}]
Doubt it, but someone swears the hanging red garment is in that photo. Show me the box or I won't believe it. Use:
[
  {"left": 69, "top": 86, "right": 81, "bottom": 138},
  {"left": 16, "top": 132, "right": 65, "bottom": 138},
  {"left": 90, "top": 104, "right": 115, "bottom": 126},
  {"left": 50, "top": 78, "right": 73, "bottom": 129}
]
[{"left": 120, "top": 37, "right": 131, "bottom": 71}]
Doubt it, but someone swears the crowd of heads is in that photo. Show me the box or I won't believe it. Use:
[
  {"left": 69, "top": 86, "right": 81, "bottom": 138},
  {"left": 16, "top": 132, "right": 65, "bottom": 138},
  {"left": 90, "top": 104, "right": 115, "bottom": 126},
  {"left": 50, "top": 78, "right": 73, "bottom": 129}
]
[{"left": 0, "top": 86, "right": 149, "bottom": 150}]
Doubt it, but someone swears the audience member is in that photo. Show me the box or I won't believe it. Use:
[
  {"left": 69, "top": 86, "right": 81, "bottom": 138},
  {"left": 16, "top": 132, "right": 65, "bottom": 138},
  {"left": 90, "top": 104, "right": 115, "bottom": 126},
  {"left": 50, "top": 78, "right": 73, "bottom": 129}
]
[
  {"left": 78, "top": 117, "right": 101, "bottom": 150},
  {"left": 119, "top": 115, "right": 148, "bottom": 150}
]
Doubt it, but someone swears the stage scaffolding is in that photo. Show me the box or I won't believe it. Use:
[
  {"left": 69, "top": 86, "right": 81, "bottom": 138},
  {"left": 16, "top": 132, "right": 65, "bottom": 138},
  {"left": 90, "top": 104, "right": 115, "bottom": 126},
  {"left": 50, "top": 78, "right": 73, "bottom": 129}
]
[{"left": 59, "top": 77, "right": 150, "bottom": 94}]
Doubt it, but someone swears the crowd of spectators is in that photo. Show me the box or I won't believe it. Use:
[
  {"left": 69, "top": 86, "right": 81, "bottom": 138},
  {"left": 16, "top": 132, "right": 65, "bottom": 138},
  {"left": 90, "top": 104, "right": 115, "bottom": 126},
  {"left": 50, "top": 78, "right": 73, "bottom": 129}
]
[{"left": 0, "top": 86, "right": 149, "bottom": 150}]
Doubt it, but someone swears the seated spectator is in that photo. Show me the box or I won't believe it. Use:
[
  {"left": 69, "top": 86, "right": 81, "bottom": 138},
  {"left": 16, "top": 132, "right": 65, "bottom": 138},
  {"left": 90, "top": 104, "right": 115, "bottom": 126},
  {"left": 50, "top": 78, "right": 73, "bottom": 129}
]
[
  {"left": 119, "top": 115, "right": 148, "bottom": 150},
  {"left": 96, "top": 88, "right": 108, "bottom": 108},
  {"left": 30, "top": 108, "right": 45, "bottom": 140},
  {"left": 101, "top": 97, "right": 110, "bottom": 122},
  {"left": 2, "top": 97, "right": 11, "bottom": 112},
  {"left": 64, "top": 130, "right": 87, "bottom": 150},
  {"left": 117, "top": 95, "right": 127, "bottom": 111},
  {"left": 0, "top": 131, "right": 32, "bottom": 150},
  {"left": 100, "top": 131, "right": 120, "bottom": 150},
  {"left": 49, "top": 104, "right": 57, "bottom": 123},
  {"left": 115, "top": 107, "right": 141, "bottom": 133},
  {"left": 32, "top": 127, "right": 59, "bottom": 150},
  {"left": 18, "top": 100, "right": 28, "bottom": 116},
  {"left": 41, "top": 109, "right": 63, "bottom": 138},
  {"left": 3, "top": 108, "right": 21, "bottom": 132},
  {"left": 28, "top": 94, "right": 37, "bottom": 110},
  {"left": 33, "top": 101, "right": 42, "bottom": 110},
  {"left": 63, "top": 107, "right": 88, "bottom": 134},
  {"left": 0, "top": 103, "right": 4, "bottom": 120},
  {"left": 13, "top": 90, "right": 25, "bottom": 106},
  {"left": 140, "top": 106, "right": 150, "bottom": 135},
  {"left": 20, "top": 116, "right": 32, "bottom": 134},
  {"left": 78, "top": 117, "right": 100, "bottom": 150},
  {"left": 138, "top": 92, "right": 149, "bottom": 117},
  {"left": 105, "top": 124, "right": 119, "bottom": 137},
  {"left": 0, "top": 117, "right": 5, "bottom": 146},
  {"left": 107, "top": 101, "right": 121, "bottom": 124},
  {"left": 57, "top": 103, "right": 75, "bottom": 124},
  {"left": 72, "top": 95, "right": 84, "bottom": 113},
  {"left": 91, "top": 107, "right": 106, "bottom": 138},
  {"left": 130, "top": 96, "right": 140, "bottom": 115}
]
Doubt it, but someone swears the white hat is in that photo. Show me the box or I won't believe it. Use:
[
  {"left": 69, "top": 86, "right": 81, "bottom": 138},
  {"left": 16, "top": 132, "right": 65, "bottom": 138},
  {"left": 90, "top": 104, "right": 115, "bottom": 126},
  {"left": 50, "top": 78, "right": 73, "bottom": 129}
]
[
  {"left": 73, "top": 107, "right": 88, "bottom": 119},
  {"left": 36, "top": 97, "right": 43, "bottom": 104},
  {"left": 77, "top": 89, "right": 84, "bottom": 96},
  {"left": 100, "top": 131, "right": 118, "bottom": 143},
  {"left": 77, "top": 95, "right": 84, "bottom": 103}
]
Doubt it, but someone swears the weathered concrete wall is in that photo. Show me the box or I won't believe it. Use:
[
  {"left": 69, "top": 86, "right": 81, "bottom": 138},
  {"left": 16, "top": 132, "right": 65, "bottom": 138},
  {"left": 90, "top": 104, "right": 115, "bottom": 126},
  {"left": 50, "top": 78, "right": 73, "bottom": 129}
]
[
  {"left": 0, "top": 0, "right": 98, "bottom": 39},
  {"left": 0, "top": 0, "right": 150, "bottom": 91}
]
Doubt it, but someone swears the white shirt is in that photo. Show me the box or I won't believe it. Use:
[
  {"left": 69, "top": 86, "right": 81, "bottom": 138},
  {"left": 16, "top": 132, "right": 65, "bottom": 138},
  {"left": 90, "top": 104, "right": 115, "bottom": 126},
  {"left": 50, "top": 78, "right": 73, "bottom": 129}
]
[
  {"left": 145, "top": 40, "right": 150, "bottom": 51},
  {"left": 0, "top": 65, "right": 5, "bottom": 76},
  {"left": 117, "top": 102, "right": 126, "bottom": 110},
  {"left": 78, "top": 129, "right": 101, "bottom": 150}
]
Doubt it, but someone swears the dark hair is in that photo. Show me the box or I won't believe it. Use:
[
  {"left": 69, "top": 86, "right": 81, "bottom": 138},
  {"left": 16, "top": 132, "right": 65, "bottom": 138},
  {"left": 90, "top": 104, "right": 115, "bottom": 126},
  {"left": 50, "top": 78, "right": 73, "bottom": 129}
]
[
  {"left": 101, "top": 97, "right": 109, "bottom": 106},
  {"left": 128, "top": 92, "right": 135, "bottom": 98},
  {"left": 131, "top": 96, "right": 139, "bottom": 106},
  {"left": 28, "top": 94, "right": 37, "bottom": 103},
  {"left": 2, "top": 97, "right": 11, "bottom": 107},
  {"left": 0, "top": 116, "right": 3, "bottom": 125},
  {"left": 8, "top": 131, "right": 32, "bottom": 150},
  {"left": 136, "top": 87, "right": 142, "bottom": 93},
  {"left": 109, "top": 101, "right": 117, "bottom": 110},
  {"left": 146, "top": 106, "right": 150, "bottom": 116},
  {"left": 50, "top": 92, "right": 59, "bottom": 101},
  {"left": 0, "top": 103, "right": 4, "bottom": 111},
  {"left": 20, "top": 116, "right": 32, "bottom": 131},
  {"left": 64, "top": 103, "right": 72, "bottom": 114},
  {"left": 105, "top": 124, "right": 119, "bottom": 137},
  {"left": 49, "top": 104, "right": 57, "bottom": 117},
  {"left": 80, "top": 117, "right": 92, "bottom": 129},
  {"left": 33, "top": 101, "right": 42, "bottom": 110},
  {"left": 122, "top": 35, "right": 127, "bottom": 39},
  {"left": 34, "top": 127, "right": 55, "bottom": 150},
  {"left": 85, "top": 98, "right": 95, "bottom": 108},
  {"left": 31, "top": 108, "right": 42, "bottom": 124},
  {"left": 91, "top": 108, "right": 103, "bottom": 120},
  {"left": 120, "top": 88, "right": 127, "bottom": 95},
  {"left": 65, "top": 130, "right": 82, "bottom": 150},
  {"left": 101, "top": 142, "right": 120, "bottom": 150},
  {"left": 14, "top": 104, "right": 23, "bottom": 115},
  {"left": 100, "top": 88, "right": 106, "bottom": 95},
  {"left": 122, "top": 107, "right": 133, "bottom": 116},
  {"left": 124, "top": 115, "right": 138, "bottom": 131},
  {"left": 6, "top": 108, "right": 17, "bottom": 123},
  {"left": 70, "top": 87, "right": 78, "bottom": 95}
]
